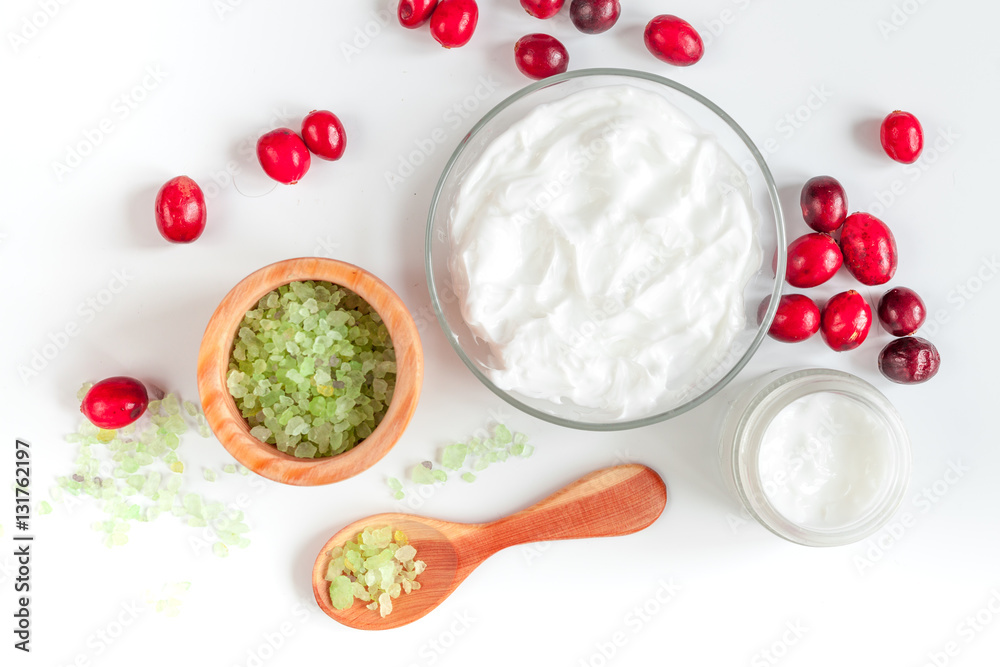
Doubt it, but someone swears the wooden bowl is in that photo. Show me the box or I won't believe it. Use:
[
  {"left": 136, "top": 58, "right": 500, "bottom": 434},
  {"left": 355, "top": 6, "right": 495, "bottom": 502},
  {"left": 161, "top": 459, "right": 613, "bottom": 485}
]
[{"left": 196, "top": 257, "right": 423, "bottom": 486}]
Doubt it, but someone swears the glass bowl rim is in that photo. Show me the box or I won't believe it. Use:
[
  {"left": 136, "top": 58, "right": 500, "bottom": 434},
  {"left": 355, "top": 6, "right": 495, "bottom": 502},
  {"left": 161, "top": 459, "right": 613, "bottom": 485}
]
[{"left": 425, "top": 67, "right": 787, "bottom": 431}]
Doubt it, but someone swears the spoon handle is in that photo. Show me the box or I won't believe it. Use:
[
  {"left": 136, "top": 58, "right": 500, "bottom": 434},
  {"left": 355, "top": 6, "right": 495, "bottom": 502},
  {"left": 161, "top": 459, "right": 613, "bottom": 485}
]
[{"left": 480, "top": 464, "right": 666, "bottom": 552}]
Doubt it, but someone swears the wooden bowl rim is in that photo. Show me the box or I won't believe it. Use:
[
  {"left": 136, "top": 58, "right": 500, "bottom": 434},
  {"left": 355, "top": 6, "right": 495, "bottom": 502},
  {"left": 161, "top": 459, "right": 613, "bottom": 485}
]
[{"left": 196, "top": 257, "right": 423, "bottom": 486}]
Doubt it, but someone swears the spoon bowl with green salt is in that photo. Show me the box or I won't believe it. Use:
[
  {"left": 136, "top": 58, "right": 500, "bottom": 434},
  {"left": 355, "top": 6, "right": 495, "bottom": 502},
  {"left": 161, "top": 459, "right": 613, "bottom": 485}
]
[{"left": 312, "top": 464, "right": 667, "bottom": 630}]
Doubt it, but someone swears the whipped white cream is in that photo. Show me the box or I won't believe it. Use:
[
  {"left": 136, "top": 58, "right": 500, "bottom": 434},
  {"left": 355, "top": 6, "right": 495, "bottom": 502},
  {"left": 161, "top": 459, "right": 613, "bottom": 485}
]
[{"left": 448, "top": 85, "right": 760, "bottom": 420}]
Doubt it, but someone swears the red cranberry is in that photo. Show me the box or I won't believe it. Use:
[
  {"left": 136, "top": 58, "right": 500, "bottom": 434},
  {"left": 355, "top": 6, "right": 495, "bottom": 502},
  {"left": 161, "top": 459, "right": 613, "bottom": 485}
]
[
  {"left": 643, "top": 15, "right": 704, "bottom": 66},
  {"left": 879, "top": 337, "right": 940, "bottom": 384},
  {"left": 301, "top": 111, "right": 346, "bottom": 161},
  {"left": 81, "top": 377, "right": 149, "bottom": 429},
  {"left": 877, "top": 287, "right": 926, "bottom": 336},
  {"left": 514, "top": 34, "right": 569, "bottom": 80},
  {"left": 398, "top": 0, "right": 438, "bottom": 28},
  {"left": 521, "top": 0, "right": 564, "bottom": 19},
  {"left": 757, "top": 294, "right": 821, "bottom": 343},
  {"left": 154, "top": 176, "right": 206, "bottom": 243},
  {"left": 880, "top": 110, "right": 923, "bottom": 164},
  {"left": 430, "top": 0, "right": 478, "bottom": 48},
  {"left": 839, "top": 212, "right": 898, "bottom": 286},
  {"left": 820, "top": 290, "right": 872, "bottom": 352},
  {"left": 785, "top": 232, "right": 843, "bottom": 288},
  {"left": 256, "top": 129, "right": 311, "bottom": 184},
  {"left": 800, "top": 175, "right": 848, "bottom": 233},
  {"left": 569, "top": 0, "right": 619, "bottom": 34}
]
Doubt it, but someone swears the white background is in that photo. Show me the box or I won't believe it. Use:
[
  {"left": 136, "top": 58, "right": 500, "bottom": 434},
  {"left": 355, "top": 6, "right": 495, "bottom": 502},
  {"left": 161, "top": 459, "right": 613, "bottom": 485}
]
[{"left": 3, "top": 1, "right": 999, "bottom": 666}]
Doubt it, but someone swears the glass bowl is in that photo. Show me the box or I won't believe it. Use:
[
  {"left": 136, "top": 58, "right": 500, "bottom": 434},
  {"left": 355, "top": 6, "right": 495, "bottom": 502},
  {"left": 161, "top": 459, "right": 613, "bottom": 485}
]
[{"left": 425, "top": 68, "right": 785, "bottom": 430}]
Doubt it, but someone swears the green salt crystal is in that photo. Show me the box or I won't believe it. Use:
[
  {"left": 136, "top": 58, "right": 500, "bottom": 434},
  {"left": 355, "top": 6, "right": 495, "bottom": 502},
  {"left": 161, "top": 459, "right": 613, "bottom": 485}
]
[
  {"left": 461, "top": 472, "right": 477, "bottom": 483},
  {"left": 519, "top": 444, "right": 535, "bottom": 458},
  {"left": 183, "top": 400, "right": 198, "bottom": 417},
  {"left": 127, "top": 475, "right": 145, "bottom": 490},
  {"left": 510, "top": 443, "right": 525, "bottom": 457},
  {"left": 203, "top": 468, "right": 217, "bottom": 482},
  {"left": 223, "top": 464, "right": 237, "bottom": 474},
  {"left": 182, "top": 493, "right": 203, "bottom": 517},
  {"left": 163, "top": 394, "right": 180, "bottom": 415},
  {"left": 249, "top": 425, "right": 271, "bottom": 442},
  {"left": 431, "top": 469, "right": 447, "bottom": 483},
  {"left": 411, "top": 462, "right": 438, "bottom": 485},
  {"left": 329, "top": 576, "right": 354, "bottom": 610},
  {"left": 387, "top": 477, "right": 402, "bottom": 492},
  {"left": 141, "top": 472, "right": 161, "bottom": 497},
  {"left": 294, "top": 442, "right": 317, "bottom": 458},
  {"left": 77, "top": 382, "right": 94, "bottom": 401},
  {"left": 164, "top": 415, "right": 187, "bottom": 435},
  {"left": 213, "top": 542, "right": 229, "bottom": 558},
  {"left": 473, "top": 458, "right": 490, "bottom": 472},
  {"left": 493, "top": 424, "right": 512, "bottom": 444},
  {"left": 393, "top": 491, "right": 404, "bottom": 500},
  {"left": 441, "top": 443, "right": 468, "bottom": 470},
  {"left": 38, "top": 501, "right": 52, "bottom": 515}
]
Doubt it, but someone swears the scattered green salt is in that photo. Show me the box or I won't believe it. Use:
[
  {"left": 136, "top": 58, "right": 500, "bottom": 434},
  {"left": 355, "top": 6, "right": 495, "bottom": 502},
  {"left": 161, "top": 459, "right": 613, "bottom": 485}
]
[
  {"left": 223, "top": 464, "right": 237, "bottom": 474},
  {"left": 38, "top": 501, "right": 52, "bottom": 515},
  {"left": 203, "top": 468, "right": 217, "bottom": 482},
  {"left": 61, "top": 386, "right": 254, "bottom": 558},
  {"left": 390, "top": 423, "right": 532, "bottom": 497}
]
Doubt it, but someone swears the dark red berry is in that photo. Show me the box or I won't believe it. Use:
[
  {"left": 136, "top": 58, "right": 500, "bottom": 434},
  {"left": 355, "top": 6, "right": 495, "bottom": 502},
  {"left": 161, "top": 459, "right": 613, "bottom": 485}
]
[
  {"left": 800, "top": 175, "right": 848, "bottom": 233},
  {"left": 569, "top": 0, "right": 619, "bottom": 34},
  {"left": 398, "top": 0, "right": 438, "bottom": 28},
  {"left": 877, "top": 287, "right": 926, "bottom": 336},
  {"left": 643, "top": 15, "right": 704, "bottom": 66},
  {"left": 785, "top": 232, "right": 843, "bottom": 288},
  {"left": 154, "top": 176, "right": 206, "bottom": 243},
  {"left": 256, "top": 129, "right": 311, "bottom": 184},
  {"left": 879, "top": 337, "right": 940, "bottom": 384},
  {"left": 430, "top": 0, "right": 478, "bottom": 48},
  {"left": 514, "top": 34, "right": 569, "bottom": 80},
  {"left": 880, "top": 110, "right": 923, "bottom": 164},
  {"left": 301, "top": 111, "right": 346, "bottom": 161},
  {"left": 521, "top": 0, "right": 564, "bottom": 19},
  {"left": 820, "top": 290, "right": 872, "bottom": 352},
  {"left": 758, "top": 294, "right": 821, "bottom": 343},
  {"left": 81, "top": 377, "right": 149, "bottom": 429}
]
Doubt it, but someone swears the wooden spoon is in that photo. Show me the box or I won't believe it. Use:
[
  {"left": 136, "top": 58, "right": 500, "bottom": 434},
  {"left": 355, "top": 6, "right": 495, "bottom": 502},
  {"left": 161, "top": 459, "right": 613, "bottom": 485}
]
[{"left": 311, "top": 464, "right": 667, "bottom": 630}]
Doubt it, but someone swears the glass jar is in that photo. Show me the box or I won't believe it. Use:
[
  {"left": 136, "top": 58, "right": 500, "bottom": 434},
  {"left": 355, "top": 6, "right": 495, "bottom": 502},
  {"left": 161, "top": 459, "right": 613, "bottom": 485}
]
[{"left": 719, "top": 368, "right": 911, "bottom": 547}]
